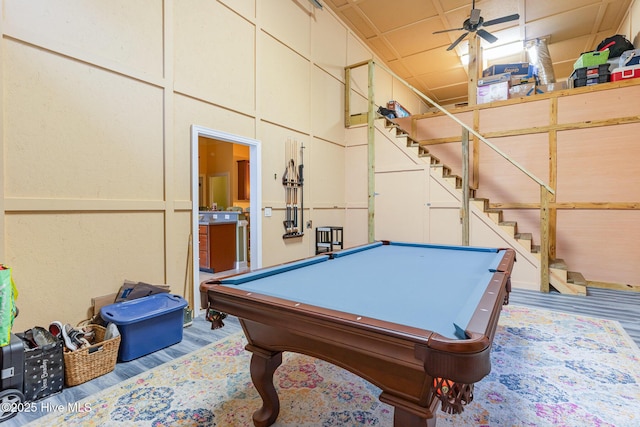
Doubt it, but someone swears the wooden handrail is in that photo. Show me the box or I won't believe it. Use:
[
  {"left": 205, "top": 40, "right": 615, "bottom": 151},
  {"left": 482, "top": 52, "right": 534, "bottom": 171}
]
[
  {"left": 345, "top": 60, "right": 555, "bottom": 292},
  {"left": 368, "top": 60, "right": 555, "bottom": 196}
]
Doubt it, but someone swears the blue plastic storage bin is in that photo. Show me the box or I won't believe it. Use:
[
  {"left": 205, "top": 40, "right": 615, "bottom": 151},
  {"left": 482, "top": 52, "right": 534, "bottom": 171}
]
[{"left": 100, "top": 294, "right": 187, "bottom": 362}]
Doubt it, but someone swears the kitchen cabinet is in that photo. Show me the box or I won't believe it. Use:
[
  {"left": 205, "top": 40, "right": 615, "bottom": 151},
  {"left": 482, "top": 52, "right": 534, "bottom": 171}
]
[{"left": 199, "top": 222, "right": 237, "bottom": 273}]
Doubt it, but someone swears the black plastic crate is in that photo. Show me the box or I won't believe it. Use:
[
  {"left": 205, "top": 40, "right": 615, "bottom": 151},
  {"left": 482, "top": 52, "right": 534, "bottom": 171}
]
[
  {"left": 572, "top": 74, "right": 610, "bottom": 87},
  {"left": 571, "top": 64, "right": 610, "bottom": 80}
]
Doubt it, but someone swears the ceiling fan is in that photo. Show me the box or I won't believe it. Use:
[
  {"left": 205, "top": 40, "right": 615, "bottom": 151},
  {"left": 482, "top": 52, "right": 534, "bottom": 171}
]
[{"left": 433, "top": 0, "right": 520, "bottom": 51}]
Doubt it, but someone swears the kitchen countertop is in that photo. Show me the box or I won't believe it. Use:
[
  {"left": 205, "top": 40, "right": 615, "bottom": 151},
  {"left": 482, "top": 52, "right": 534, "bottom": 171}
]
[{"left": 199, "top": 211, "right": 243, "bottom": 225}]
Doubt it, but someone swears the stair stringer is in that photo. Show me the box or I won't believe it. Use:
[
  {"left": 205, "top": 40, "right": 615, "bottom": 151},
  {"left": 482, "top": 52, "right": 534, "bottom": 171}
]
[
  {"left": 429, "top": 165, "right": 541, "bottom": 292},
  {"left": 375, "top": 117, "right": 586, "bottom": 294}
]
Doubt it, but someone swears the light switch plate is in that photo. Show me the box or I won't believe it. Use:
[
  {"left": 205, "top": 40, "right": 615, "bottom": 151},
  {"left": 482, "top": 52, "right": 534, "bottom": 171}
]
[{"left": 265, "top": 207, "right": 272, "bottom": 217}]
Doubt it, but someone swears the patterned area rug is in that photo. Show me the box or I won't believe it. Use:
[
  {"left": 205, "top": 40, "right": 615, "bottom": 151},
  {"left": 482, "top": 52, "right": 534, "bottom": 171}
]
[{"left": 33, "top": 305, "right": 640, "bottom": 426}]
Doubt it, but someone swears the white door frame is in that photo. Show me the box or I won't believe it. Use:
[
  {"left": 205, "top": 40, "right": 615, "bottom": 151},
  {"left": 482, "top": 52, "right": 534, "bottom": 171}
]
[{"left": 191, "top": 125, "right": 262, "bottom": 313}]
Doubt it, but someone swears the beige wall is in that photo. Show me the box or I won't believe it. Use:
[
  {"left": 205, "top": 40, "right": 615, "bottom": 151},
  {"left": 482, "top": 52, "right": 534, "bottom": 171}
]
[
  {"left": 3, "top": 1, "right": 636, "bottom": 331},
  {"left": 1, "top": 1, "right": 372, "bottom": 330}
]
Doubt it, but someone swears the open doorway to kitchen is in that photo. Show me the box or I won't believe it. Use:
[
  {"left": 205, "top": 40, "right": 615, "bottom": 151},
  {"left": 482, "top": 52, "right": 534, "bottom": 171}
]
[{"left": 191, "top": 126, "right": 261, "bottom": 310}]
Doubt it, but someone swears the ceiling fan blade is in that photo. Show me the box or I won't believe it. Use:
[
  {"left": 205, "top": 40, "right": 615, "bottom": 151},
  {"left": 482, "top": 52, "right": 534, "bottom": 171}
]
[
  {"left": 469, "top": 8, "right": 481, "bottom": 25},
  {"left": 477, "top": 29, "right": 498, "bottom": 44},
  {"left": 447, "top": 32, "right": 469, "bottom": 51},
  {"left": 482, "top": 13, "right": 520, "bottom": 27},
  {"left": 433, "top": 27, "right": 465, "bottom": 34}
]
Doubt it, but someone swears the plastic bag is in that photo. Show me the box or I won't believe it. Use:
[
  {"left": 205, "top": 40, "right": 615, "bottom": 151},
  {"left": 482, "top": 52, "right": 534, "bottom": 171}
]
[{"left": 0, "top": 265, "right": 19, "bottom": 347}]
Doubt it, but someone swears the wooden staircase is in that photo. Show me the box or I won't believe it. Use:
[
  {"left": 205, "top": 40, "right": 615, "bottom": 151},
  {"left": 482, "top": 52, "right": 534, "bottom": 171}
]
[{"left": 380, "top": 116, "right": 587, "bottom": 296}]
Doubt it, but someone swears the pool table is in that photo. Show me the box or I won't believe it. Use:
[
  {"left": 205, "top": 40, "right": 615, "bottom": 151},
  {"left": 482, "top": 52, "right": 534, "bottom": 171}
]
[{"left": 200, "top": 241, "right": 515, "bottom": 427}]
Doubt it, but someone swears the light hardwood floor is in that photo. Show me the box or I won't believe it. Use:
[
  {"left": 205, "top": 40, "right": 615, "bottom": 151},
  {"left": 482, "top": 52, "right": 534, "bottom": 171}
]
[{"left": 4, "top": 279, "right": 639, "bottom": 426}]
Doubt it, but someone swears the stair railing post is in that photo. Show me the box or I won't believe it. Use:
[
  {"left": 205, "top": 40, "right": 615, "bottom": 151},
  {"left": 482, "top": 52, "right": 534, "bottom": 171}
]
[
  {"left": 540, "top": 186, "right": 551, "bottom": 292},
  {"left": 344, "top": 66, "right": 352, "bottom": 127},
  {"left": 461, "top": 128, "right": 470, "bottom": 246},
  {"left": 367, "top": 60, "right": 375, "bottom": 243}
]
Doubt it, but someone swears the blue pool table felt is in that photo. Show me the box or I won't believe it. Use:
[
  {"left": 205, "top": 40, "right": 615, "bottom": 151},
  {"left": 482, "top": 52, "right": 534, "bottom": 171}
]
[{"left": 219, "top": 242, "right": 506, "bottom": 339}]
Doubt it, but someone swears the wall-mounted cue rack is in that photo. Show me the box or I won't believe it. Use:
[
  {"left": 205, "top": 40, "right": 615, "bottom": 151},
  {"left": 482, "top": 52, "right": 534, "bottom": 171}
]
[{"left": 282, "top": 138, "right": 304, "bottom": 239}]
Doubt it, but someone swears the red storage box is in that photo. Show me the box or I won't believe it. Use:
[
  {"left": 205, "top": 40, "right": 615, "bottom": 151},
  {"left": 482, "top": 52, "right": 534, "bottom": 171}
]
[{"left": 611, "top": 65, "right": 640, "bottom": 82}]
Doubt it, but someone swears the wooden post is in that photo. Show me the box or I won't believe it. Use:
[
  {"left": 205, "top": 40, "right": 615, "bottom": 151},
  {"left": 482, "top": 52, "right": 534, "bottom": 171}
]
[
  {"left": 472, "top": 109, "right": 480, "bottom": 189},
  {"left": 344, "top": 67, "right": 352, "bottom": 127},
  {"left": 540, "top": 186, "right": 550, "bottom": 292},
  {"left": 548, "top": 98, "right": 558, "bottom": 259},
  {"left": 461, "top": 129, "right": 470, "bottom": 246},
  {"left": 467, "top": 33, "right": 482, "bottom": 105},
  {"left": 367, "top": 60, "right": 375, "bottom": 243}
]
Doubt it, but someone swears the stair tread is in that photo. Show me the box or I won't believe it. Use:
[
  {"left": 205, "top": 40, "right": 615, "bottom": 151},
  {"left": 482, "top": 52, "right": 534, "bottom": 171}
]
[
  {"left": 568, "top": 271, "right": 587, "bottom": 286},
  {"left": 515, "top": 233, "right": 532, "bottom": 240},
  {"left": 550, "top": 259, "right": 568, "bottom": 270}
]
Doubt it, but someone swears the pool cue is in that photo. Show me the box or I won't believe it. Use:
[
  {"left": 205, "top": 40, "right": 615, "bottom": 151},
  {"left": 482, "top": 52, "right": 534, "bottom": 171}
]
[
  {"left": 292, "top": 139, "right": 299, "bottom": 233},
  {"left": 283, "top": 139, "right": 291, "bottom": 234},
  {"left": 287, "top": 140, "right": 292, "bottom": 234},
  {"left": 288, "top": 140, "right": 296, "bottom": 234},
  {"left": 299, "top": 142, "right": 304, "bottom": 236}
]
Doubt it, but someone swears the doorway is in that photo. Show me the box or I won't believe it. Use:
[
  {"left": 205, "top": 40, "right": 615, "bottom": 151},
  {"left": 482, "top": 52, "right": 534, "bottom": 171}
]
[{"left": 191, "top": 126, "right": 261, "bottom": 312}]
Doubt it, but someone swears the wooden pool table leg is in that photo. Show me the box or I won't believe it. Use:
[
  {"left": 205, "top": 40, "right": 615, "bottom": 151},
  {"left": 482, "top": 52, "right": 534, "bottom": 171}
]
[
  {"left": 247, "top": 345, "right": 283, "bottom": 427},
  {"left": 393, "top": 408, "right": 436, "bottom": 427}
]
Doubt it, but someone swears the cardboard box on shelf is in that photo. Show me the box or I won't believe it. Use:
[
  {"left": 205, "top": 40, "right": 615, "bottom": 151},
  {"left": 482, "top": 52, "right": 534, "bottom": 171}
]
[
  {"left": 510, "top": 75, "right": 537, "bottom": 86},
  {"left": 537, "top": 82, "right": 568, "bottom": 94},
  {"left": 509, "top": 83, "right": 542, "bottom": 98},
  {"left": 477, "top": 81, "right": 509, "bottom": 104},
  {"left": 483, "top": 63, "right": 536, "bottom": 78},
  {"left": 478, "top": 72, "right": 510, "bottom": 86}
]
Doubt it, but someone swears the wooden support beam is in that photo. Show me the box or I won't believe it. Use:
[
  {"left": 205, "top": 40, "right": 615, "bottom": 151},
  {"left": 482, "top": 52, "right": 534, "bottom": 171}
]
[
  {"left": 467, "top": 34, "right": 481, "bottom": 106},
  {"left": 540, "top": 186, "right": 551, "bottom": 293},
  {"left": 367, "top": 60, "right": 375, "bottom": 243},
  {"left": 461, "top": 129, "right": 470, "bottom": 246},
  {"left": 344, "top": 67, "right": 352, "bottom": 127},
  {"left": 548, "top": 98, "right": 558, "bottom": 259}
]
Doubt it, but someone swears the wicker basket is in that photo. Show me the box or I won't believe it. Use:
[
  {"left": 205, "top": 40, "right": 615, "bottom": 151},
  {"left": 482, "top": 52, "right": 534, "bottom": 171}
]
[{"left": 63, "top": 325, "right": 120, "bottom": 387}]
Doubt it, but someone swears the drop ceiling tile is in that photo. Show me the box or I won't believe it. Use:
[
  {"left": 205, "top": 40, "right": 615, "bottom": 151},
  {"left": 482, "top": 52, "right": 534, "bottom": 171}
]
[
  {"left": 368, "top": 37, "right": 398, "bottom": 61},
  {"left": 327, "top": 0, "right": 350, "bottom": 7},
  {"left": 402, "top": 48, "right": 462, "bottom": 76},
  {"left": 358, "top": 0, "right": 438, "bottom": 33},
  {"left": 525, "top": 0, "right": 600, "bottom": 22},
  {"left": 341, "top": 7, "right": 378, "bottom": 39},
  {"left": 598, "top": 0, "right": 631, "bottom": 32},
  {"left": 387, "top": 60, "right": 413, "bottom": 80},
  {"left": 439, "top": 0, "right": 473, "bottom": 13},
  {"left": 484, "top": 0, "right": 520, "bottom": 17},
  {"left": 384, "top": 19, "right": 455, "bottom": 56},
  {"left": 525, "top": 5, "right": 600, "bottom": 42},
  {"left": 418, "top": 67, "right": 469, "bottom": 90}
]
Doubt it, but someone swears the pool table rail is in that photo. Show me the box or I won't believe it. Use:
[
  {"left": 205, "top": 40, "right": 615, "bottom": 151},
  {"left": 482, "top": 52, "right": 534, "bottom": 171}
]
[
  {"left": 200, "top": 243, "right": 516, "bottom": 427},
  {"left": 209, "top": 287, "right": 444, "bottom": 425},
  {"left": 205, "top": 274, "right": 509, "bottom": 423}
]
